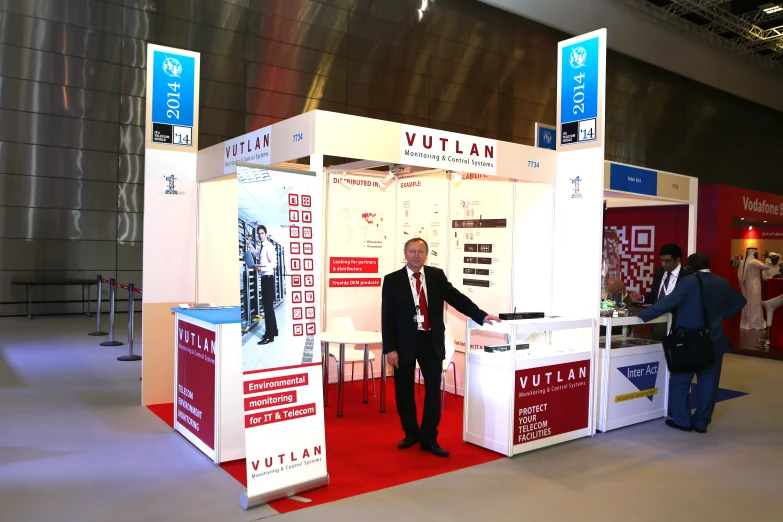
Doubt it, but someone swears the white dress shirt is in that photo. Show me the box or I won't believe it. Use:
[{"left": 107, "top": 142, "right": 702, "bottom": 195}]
[
  {"left": 247, "top": 240, "right": 277, "bottom": 276},
  {"left": 655, "top": 264, "right": 681, "bottom": 300},
  {"left": 406, "top": 266, "right": 428, "bottom": 331}
]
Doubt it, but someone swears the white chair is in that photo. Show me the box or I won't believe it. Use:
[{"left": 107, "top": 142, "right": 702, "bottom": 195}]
[
  {"left": 326, "top": 316, "right": 376, "bottom": 397},
  {"left": 759, "top": 293, "right": 783, "bottom": 351},
  {"left": 415, "top": 329, "right": 457, "bottom": 410}
]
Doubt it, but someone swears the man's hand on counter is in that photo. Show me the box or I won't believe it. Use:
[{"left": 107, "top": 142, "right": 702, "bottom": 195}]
[{"left": 483, "top": 314, "right": 502, "bottom": 325}]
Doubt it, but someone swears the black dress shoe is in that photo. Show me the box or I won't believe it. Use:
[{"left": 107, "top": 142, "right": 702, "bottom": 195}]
[
  {"left": 257, "top": 337, "right": 272, "bottom": 345},
  {"left": 397, "top": 435, "right": 419, "bottom": 449},
  {"left": 420, "top": 443, "right": 450, "bottom": 457},
  {"left": 694, "top": 427, "right": 707, "bottom": 434},
  {"left": 665, "top": 419, "right": 693, "bottom": 432}
]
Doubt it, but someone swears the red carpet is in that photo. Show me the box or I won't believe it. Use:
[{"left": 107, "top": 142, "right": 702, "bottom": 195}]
[{"left": 147, "top": 380, "right": 502, "bottom": 514}]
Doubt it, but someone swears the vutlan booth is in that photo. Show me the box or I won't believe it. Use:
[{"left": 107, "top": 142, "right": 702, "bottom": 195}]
[{"left": 140, "top": 30, "right": 609, "bottom": 507}]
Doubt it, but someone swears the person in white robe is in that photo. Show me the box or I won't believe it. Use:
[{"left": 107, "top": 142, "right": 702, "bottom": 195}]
[{"left": 739, "top": 247, "right": 770, "bottom": 329}]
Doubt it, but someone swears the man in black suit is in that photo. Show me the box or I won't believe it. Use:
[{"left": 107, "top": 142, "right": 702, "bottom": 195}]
[
  {"left": 639, "top": 254, "right": 746, "bottom": 433},
  {"left": 630, "top": 243, "right": 687, "bottom": 305},
  {"left": 382, "top": 238, "right": 500, "bottom": 457}
]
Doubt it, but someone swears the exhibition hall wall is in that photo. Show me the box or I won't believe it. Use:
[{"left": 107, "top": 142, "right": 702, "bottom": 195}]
[{"left": 4, "top": 0, "right": 779, "bottom": 316}]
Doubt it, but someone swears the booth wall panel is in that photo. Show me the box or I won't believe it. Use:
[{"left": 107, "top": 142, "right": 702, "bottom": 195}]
[
  {"left": 125, "top": 0, "right": 246, "bottom": 32},
  {"left": 430, "top": 79, "right": 498, "bottom": 113},
  {"left": 347, "top": 59, "right": 429, "bottom": 98},
  {"left": 246, "top": 64, "right": 347, "bottom": 104},
  {"left": 0, "top": 240, "right": 116, "bottom": 272},
  {"left": 119, "top": 125, "right": 145, "bottom": 155},
  {"left": 0, "top": 77, "right": 120, "bottom": 123},
  {"left": 248, "top": 10, "right": 347, "bottom": 56},
  {"left": 0, "top": 10, "right": 122, "bottom": 63},
  {"left": 429, "top": 57, "right": 500, "bottom": 93},
  {"left": 121, "top": 8, "right": 246, "bottom": 58},
  {"left": 430, "top": 101, "right": 497, "bottom": 134},
  {"left": 119, "top": 154, "right": 144, "bottom": 184},
  {"left": 246, "top": 36, "right": 348, "bottom": 80},
  {"left": 348, "top": 0, "right": 424, "bottom": 28},
  {"left": 245, "top": 88, "right": 345, "bottom": 120},
  {"left": 430, "top": 0, "right": 501, "bottom": 51},
  {"left": 120, "top": 65, "right": 146, "bottom": 97},
  {"left": 348, "top": 83, "right": 428, "bottom": 120},
  {"left": 200, "top": 80, "right": 246, "bottom": 113},
  {"left": 199, "top": 134, "right": 231, "bottom": 149},
  {"left": 348, "top": 36, "right": 430, "bottom": 77},
  {"left": 118, "top": 212, "right": 143, "bottom": 242},
  {"left": 0, "top": 44, "right": 121, "bottom": 92},
  {"left": 118, "top": 183, "right": 144, "bottom": 214},
  {"left": 0, "top": 174, "right": 118, "bottom": 212},
  {"left": 347, "top": 106, "right": 429, "bottom": 128},
  {"left": 0, "top": 142, "right": 119, "bottom": 183},
  {"left": 348, "top": 13, "right": 427, "bottom": 53},
  {"left": 117, "top": 242, "right": 143, "bottom": 272},
  {"left": 0, "top": 208, "right": 118, "bottom": 241},
  {"left": 249, "top": 0, "right": 349, "bottom": 33},
  {"left": 199, "top": 107, "right": 246, "bottom": 140},
  {"left": 0, "top": 109, "right": 119, "bottom": 153},
  {"left": 120, "top": 95, "right": 145, "bottom": 126},
  {"left": 1, "top": 0, "right": 123, "bottom": 33}
]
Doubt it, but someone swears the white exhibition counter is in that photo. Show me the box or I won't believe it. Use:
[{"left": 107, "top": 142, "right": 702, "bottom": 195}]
[
  {"left": 464, "top": 317, "right": 595, "bottom": 457},
  {"left": 597, "top": 314, "right": 671, "bottom": 432},
  {"left": 172, "top": 307, "right": 244, "bottom": 464}
]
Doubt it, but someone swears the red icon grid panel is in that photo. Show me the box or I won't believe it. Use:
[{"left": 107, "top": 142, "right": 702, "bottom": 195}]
[
  {"left": 292, "top": 291, "right": 302, "bottom": 303},
  {"left": 289, "top": 226, "right": 300, "bottom": 238},
  {"left": 288, "top": 194, "right": 299, "bottom": 206},
  {"left": 293, "top": 324, "right": 304, "bottom": 336},
  {"left": 301, "top": 195, "right": 311, "bottom": 207},
  {"left": 290, "top": 242, "right": 300, "bottom": 255},
  {"left": 303, "top": 243, "right": 313, "bottom": 255},
  {"left": 305, "top": 291, "right": 315, "bottom": 303},
  {"left": 302, "top": 227, "right": 312, "bottom": 239},
  {"left": 292, "top": 307, "right": 302, "bottom": 320},
  {"left": 291, "top": 275, "right": 302, "bottom": 287},
  {"left": 305, "top": 307, "right": 316, "bottom": 319},
  {"left": 290, "top": 258, "right": 301, "bottom": 271},
  {"left": 289, "top": 210, "right": 300, "bottom": 222},
  {"left": 302, "top": 211, "right": 312, "bottom": 223},
  {"left": 303, "top": 259, "right": 314, "bottom": 271},
  {"left": 306, "top": 323, "right": 316, "bottom": 335}
]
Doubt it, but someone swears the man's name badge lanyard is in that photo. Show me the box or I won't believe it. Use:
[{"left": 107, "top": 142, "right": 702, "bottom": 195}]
[{"left": 411, "top": 274, "right": 425, "bottom": 324}]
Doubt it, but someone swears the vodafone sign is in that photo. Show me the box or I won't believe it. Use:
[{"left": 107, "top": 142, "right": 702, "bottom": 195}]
[{"left": 742, "top": 196, "right": 783, "bottom": 218}]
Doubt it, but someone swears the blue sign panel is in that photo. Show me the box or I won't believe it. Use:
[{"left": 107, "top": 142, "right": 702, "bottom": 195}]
[
  {"left": 537, "top": 126, "right": 556, "bottom": 150},
  {"left": 151, "top": 50, "right": 196, "bottom": 146},
  {"left": 609, "top": 163, "right": 658, "bottom": 196},
  {"left": 560, "top": 36, "right": 599, "bottom": 146}
]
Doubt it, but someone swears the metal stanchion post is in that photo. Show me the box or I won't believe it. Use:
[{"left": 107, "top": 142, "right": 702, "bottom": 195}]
[
  {"left": 88, "top": 275, "right": 108, "bottom": 336},
  {"left": 100, "top": 279, "right": 123, "bottom": 347},
  {"left": 118, "top": 284, "right": 141, "bottom": 361}
]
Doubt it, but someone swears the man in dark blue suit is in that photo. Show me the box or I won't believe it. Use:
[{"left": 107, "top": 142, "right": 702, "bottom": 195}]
[{"left": 639, "top": 253, "right": 746, "bottom": 433}]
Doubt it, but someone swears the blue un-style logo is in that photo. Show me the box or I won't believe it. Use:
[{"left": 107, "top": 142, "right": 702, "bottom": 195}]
[
  {"left": 569, "top": 46, "right": 587, "bottom": 69},
  {"left": 162, "top": 56, "right": 183, "bottom": 78}
]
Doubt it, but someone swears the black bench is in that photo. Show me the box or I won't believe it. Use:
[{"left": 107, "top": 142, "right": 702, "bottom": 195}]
[{"left": 11, "top": 280, "right": 97, "bottom": 319}]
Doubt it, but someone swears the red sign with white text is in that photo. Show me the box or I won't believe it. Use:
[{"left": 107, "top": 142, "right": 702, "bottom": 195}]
[
  {"left": 176, "top": 319, "right": 217, "bottom": 450},
  {"left": 329, "top": 278, "right": 382, "bottom": 287},
  {"left": 514, "top": 360, "right": 590, "bottom": 445},
  {"left": 244, "top": 390, "right": 298, "bottom": 412},
  {"left": 330, "top": 257, "right": 379, "bottom": 273}
]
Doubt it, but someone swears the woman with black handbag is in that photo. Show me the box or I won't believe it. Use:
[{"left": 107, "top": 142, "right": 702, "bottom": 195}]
[{"left": 637, "top": 254, "right": 746, "bottom": 434}]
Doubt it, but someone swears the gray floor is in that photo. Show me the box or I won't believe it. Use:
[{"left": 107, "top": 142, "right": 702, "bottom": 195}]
[{"left": 1, "top": 315, "right": 782, "bottom": 522}]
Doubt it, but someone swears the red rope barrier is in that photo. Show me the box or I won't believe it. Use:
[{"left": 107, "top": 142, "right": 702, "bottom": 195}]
[{"left": 100, "top": 279, "right": 142, "bottom": 294}]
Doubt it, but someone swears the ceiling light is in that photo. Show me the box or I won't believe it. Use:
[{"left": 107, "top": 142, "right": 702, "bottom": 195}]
[
  {"left": 762, "top": 3, "right": 783, "bottom": 14},
  {"left": 450, "top": 171, "right": 462, "bottom": 183},
  {"left": 237, "top": 168, "right": 271, "bottom": 184},
  {"left": 764, "top": 220, "right": 768, "bottom": 223},
  {"left": 749, "top": 226, "right": 754, "bottom": 230},
  {"left": 741, "top": 217, "right": 745, "bottom": 220}
]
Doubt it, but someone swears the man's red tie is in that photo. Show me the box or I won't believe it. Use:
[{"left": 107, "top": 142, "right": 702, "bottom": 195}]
[{"left": 413, "top": 272, "right": 430, "bottom": 331}]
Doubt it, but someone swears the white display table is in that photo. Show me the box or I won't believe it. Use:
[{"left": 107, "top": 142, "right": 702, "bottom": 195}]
[
  {"left": 171, "top": 307, "right": 244, "bottom": 464},
  {"left": 319, "top": 330, "right": 383, "bottom": 417},
  {"left": 464, "top": 317, "right": 595, "bottom": 457},
  {"left": 597, "top": 314, "right": 671, "bottom": 432}
]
